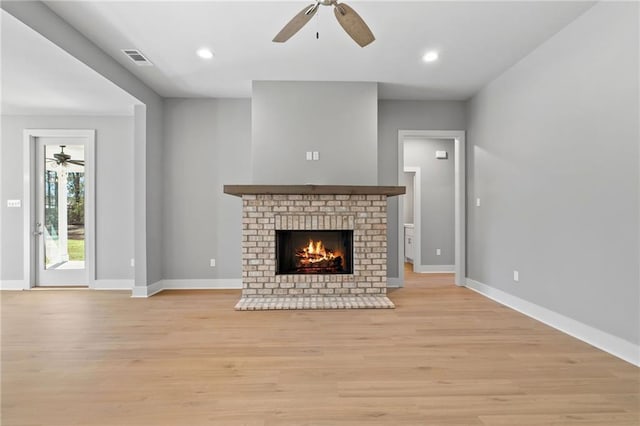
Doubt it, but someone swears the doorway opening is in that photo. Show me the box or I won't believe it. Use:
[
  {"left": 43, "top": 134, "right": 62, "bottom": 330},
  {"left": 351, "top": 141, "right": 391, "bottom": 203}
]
[
  {"left": 397, "top": 130, "right": 466, "bottom": 286},
  {"left": 402, "top": 166, "right": 420, "bottom": 267}
]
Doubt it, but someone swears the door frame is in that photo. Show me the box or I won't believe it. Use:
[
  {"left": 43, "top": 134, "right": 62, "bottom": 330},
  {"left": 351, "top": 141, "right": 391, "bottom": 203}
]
[
  {"left": 397, "top": 130, "right": 466, "bottom": 286},
  {"left": 23, "top": 129, "right": 96, "bottom": 289}
]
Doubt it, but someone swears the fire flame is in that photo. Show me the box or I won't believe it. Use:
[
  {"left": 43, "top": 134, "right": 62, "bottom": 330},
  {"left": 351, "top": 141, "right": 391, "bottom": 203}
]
[{"left": 298, "top": 239, "right": 339, "bottom": 264}]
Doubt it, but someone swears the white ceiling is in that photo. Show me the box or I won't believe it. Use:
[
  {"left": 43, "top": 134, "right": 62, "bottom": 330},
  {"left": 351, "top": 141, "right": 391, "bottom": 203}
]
[
  {"left": 43, "top": 0, "right": 595, "bottom": 100},
  {"left": 1, "top": 10, "right": 138, "bottom": 115}
]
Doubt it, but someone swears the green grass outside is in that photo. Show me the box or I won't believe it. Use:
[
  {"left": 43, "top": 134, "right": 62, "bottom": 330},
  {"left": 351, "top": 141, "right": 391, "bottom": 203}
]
[{"left": 67, "top": 239, "right": 85, "bottom": 261}]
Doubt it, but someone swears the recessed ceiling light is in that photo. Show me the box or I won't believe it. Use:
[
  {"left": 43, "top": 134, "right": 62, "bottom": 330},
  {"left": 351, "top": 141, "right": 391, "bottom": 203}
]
[
  {"left": 197, "top": 48, "right": 214, "bottom": 60},
  {"left": 422, "top": 51, "right": 439, "bottom": 63}
]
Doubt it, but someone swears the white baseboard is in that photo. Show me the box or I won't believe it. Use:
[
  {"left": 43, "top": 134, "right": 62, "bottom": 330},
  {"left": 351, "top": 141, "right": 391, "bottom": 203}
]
[
  {"left": 162, "top": 279, "right": 242, "bottom": 290},
  {"left": 465, "top": 278, "right": 640, "bottom": 367},
  {"left": 415, "top": 264, "right": 455, "bottom": 273},
  {"left": 0, "top": 280, "right": 26, "bottom": 290},
  {"left": 131, "top": 279, "right": 242, "bottom": 297},
  {"left": 131, "top": 280, "right": 163, "bottom": 298},
  {"left": 91, "top": 279, "right": 134, "bottom": 290}
]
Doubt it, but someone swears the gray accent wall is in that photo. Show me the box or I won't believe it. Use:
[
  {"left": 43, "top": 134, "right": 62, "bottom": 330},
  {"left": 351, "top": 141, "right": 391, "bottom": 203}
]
[
  {"left": 378, "top": 100, "right": 466, "bottom": 278},
  {"left": 404, "top": 138, "right": 455, "bottom": 266},
  {"left": 252, "top": 81, "right": 378, "bottom": 185},
  {"left": 2, "top": 1, "right": 164, "bottom": 286},
  {"left": 466, "top": 2, "right": 639, "bottom": 344},
  {"left": 162, "top": 99, "right": 251, "bottom": 280},
  {"left": 0, "top": 115, "right": 135, "bottom": 280}
]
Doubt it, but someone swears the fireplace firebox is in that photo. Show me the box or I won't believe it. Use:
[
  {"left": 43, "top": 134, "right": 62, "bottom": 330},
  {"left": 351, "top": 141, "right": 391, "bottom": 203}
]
[{"left": 276, "top": 230, "right": 353, "bottom": 275}]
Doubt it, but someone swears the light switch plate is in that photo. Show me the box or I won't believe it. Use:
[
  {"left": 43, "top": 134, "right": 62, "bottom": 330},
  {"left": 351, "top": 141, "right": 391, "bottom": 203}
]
[
  {"left": 476, "top": 198, "right": 481, "bottom": 207},
  {"left": 312, "top": 151, "right": 319, "bottom": 161},
  {"left": 435, "top": 150, "right": 448, "bottom": 159},
  {"left": 306, "top": 151, "right": 313, "bottom": 161},
  {"left": 7, "top": 200, "right": 21, "bottom": 208}
]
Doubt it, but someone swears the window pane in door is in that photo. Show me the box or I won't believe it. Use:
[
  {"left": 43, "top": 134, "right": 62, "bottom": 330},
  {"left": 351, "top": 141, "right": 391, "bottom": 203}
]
[{"left": 44, "top": 144, "right": 85, "bottom": 270}]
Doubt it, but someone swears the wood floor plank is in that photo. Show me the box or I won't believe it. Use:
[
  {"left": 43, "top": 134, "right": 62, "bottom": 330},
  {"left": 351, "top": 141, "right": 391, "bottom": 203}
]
[{"left": 1, "top": 266, "right": 638, "bottom": 425}]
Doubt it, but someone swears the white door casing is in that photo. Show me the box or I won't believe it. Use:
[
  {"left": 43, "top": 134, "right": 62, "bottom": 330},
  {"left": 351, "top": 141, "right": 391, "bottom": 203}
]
[
  {"left": 23, "top": 129, "right": 95, "bottom": 288},
  {"left": 397, "top": 130, "right": 466, "bottom": 286}
]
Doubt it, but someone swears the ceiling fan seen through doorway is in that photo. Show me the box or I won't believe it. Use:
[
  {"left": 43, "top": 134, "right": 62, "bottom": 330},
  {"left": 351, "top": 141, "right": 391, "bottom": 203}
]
[
  {"left": 273, "top": 0, "right": 375, "bottom": 47},
  {"left": 47, "top": 145, "right": 84, "bottom": 167}
]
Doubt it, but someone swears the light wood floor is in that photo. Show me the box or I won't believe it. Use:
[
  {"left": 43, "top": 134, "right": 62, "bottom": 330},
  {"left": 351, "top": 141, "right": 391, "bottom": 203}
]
[{"left": 2, "top": 266, "right": 638, "bottom": 425}]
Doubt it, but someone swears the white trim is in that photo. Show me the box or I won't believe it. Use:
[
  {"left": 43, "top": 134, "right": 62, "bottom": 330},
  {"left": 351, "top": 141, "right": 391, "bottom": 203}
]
[
  {"left": 162, "top": 279, "right": 242, "bottom": 290},
  {"left": 398, "top": 130, "right": 466, "bottom": 287},
  {"left": 0, "top": 280, "right": 27, "bottom": 290},
  {"left": 23, "top": 132, "right": 34, "bottom": 289},
  {"left": 91, "top": 279, "right": 134, "bottom": 290},
  {"left": 454, "top": 136, "right": 466, "bottom": 286},
  {"left": 130, "top": 279, "right": 242, "bottom": 297},
  {"left": 131, "top": 280, "right": 163, "bottom": 298},
  {"left": 414, "top": 265, "right": 455, "bottom": 273},
  {"left": 23, "top": 129, "right": 96, "bottom": 288},
  {"left": 465, "top": 278, "right": 640, "bottom": 367}
]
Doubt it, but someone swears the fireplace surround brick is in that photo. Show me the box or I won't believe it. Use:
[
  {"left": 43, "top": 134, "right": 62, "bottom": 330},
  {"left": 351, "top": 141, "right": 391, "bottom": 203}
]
[{"left": 242, "top": 193, "right": 388, "bottom": 297}]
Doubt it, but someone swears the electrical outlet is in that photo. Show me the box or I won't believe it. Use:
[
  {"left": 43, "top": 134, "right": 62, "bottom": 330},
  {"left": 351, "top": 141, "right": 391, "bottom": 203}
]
[
  {"left": 7, "top": 200, "right": 21, "bottom": 208},
  {"left": 130, "top": 258, "right": 135, "bottom": 267},
  {"left": 436, "top": 248, "right": 441, "bottom": 256},
  {"left": 513, "top": 270, "right": 519, "bottom": 282},
  {"left": 210, "top": 258, "right": 216, "bottom": 267},
  {"left": 476, "top": 198, "right": 481, "bottom": 207}
]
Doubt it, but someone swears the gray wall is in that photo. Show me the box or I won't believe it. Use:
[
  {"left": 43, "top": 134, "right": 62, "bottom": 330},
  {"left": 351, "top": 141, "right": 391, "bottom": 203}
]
[
  {"left": 0, "top": 115, "right": 135, "bottom": 280},
  {"left": 404, "top": 138, "right": 455, "bottom": 266},
  {"left": 402, "top": 172, "right": 414, "bottom": 224},
  {"left": 252, "top": 81, "right": 378, "bottom": 185},
  {"left": 2, "top": 1, "right": 164, "bottom": 287},
  {"left": 466, "top": 2, "right": 639, "bottom": 344},
  {"left": 378, "top": 100, "right": 466, "bottom": 278},
  {"left": 162, "top": 99, "right": 251, "bottom": 280}
]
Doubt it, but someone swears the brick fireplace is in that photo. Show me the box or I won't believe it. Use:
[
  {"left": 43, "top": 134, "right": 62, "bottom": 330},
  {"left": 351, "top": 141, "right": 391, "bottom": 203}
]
[{"left": 224, "top": 185, "right": 405, "bottom": 310}]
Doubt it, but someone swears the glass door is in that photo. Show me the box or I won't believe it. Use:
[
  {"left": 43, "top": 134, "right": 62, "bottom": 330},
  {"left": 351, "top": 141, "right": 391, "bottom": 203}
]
[{"left": 36, "top": 137, "right": 89, "bottom": 286}]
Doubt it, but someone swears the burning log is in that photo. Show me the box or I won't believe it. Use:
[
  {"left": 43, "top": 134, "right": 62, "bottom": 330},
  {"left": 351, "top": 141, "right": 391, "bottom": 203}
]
[{"left": 294, "top": 239, "right": 344, "bottom": 272}]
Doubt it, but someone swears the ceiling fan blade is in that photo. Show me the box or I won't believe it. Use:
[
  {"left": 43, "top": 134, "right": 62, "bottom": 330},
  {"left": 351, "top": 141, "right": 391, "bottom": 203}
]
[
  {"left": 67, "top": 160, "right": 85, "bottom": 166},
  {"left": 273, "top": 3, "right": 318, "bottom": 43},
  {"left": 333, "top": 2, "right": 375, "bottom": 47}
]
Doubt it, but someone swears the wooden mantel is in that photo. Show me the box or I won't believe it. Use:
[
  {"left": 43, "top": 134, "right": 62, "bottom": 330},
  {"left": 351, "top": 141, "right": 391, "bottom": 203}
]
[{"left": 223, "top": 185, "right": 405, "bottom": 197}]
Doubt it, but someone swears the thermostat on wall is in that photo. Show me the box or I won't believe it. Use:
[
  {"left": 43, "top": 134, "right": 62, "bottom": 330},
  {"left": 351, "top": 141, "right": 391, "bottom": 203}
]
[{"left": 435, "top": 150, "right": 448, "bottom": 159}]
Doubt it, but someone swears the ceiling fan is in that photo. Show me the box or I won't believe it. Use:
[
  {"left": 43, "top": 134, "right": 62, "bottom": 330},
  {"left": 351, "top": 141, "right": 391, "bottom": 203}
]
[
  {"left": 273, "top": 0, "right": 375, "bottom": 48},
  {"left": 47, "top": 145, "right": 84, "bottom": 167}
]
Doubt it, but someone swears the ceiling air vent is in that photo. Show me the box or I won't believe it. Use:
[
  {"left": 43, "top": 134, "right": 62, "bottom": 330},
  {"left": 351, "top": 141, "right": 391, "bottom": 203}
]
[{"left": 121, "top": 49, "right": 153, "bottom": 66}]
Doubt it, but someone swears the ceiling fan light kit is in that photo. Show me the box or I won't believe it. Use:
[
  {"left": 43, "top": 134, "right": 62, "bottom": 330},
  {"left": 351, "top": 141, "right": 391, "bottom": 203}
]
[{"left": 273, "top": 0, "right": 375, "bottom": 47}]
